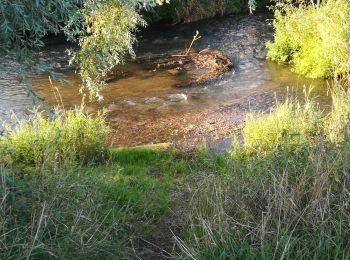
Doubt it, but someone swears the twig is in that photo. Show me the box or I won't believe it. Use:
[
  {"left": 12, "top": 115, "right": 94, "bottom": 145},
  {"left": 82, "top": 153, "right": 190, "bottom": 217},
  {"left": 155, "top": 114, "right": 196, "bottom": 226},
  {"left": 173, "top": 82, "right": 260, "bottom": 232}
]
[{"left": 172, "top": 31, "right": 201, "bottom": 57}]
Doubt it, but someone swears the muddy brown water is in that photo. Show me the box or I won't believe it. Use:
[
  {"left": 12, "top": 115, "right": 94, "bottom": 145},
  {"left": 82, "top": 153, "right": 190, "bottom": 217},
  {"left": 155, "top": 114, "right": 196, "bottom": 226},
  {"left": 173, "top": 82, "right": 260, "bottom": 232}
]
[{"left": 0, "top": 13, "right": 331, "bottom": 151}]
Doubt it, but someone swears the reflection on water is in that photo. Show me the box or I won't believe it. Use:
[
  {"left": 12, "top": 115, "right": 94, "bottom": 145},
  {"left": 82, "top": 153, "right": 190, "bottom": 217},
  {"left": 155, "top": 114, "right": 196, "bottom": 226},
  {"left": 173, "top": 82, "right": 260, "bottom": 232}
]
[{"left": 0, "top": 13, "right": 332, "bottom": 148}]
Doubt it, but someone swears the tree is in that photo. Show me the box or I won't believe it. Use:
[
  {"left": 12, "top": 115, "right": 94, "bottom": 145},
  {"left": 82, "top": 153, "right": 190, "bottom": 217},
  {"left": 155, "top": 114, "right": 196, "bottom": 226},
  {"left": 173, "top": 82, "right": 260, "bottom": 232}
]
[{"left": 0, "top": 0, "right": 168, "bottom": 99}]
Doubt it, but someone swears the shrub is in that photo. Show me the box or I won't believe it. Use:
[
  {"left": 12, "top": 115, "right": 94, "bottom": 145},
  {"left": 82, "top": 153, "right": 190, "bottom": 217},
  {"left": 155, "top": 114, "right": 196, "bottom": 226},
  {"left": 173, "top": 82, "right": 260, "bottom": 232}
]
[
  {"left": 267, "top": 0, "right": 350, "bottom": 79},
  {"left": 0, "top": 108, "right": 109, "bottom": 174}
]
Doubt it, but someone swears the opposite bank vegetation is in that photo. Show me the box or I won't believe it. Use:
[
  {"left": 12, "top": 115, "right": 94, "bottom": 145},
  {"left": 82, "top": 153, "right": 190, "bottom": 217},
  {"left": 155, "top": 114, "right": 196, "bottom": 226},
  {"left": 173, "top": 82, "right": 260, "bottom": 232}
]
[{"left": 2, "top": 0, "right": 350, "bottom": 258}]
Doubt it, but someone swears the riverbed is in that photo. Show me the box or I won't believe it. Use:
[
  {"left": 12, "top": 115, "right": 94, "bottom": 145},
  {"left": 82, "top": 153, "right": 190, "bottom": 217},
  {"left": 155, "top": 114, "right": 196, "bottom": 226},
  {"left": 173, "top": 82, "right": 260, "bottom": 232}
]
[{"left": 0, "top": 13, "right": 331, "bottom": 151}]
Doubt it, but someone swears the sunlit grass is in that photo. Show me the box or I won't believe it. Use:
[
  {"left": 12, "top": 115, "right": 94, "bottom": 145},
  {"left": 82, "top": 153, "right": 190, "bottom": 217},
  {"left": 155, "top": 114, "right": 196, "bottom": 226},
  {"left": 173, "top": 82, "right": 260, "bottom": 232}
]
[
  {"left": 242, "top": 92, "right": 322, "bottom": 154},
  {"left": 0, "top": 107, "right": 109, "bottom": 175},
  {"left": 178, "top": 85, "right": 350, "bottom": 259}
]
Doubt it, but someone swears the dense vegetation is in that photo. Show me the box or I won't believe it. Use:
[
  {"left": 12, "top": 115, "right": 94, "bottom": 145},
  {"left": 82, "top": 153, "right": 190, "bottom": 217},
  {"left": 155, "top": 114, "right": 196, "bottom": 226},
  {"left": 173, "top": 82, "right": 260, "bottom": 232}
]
[
  {"left": 2, "top": 85, "right": 350, "bottom": 258},
  {"left": 267, "top": 0, "right": 350, "bottom": 79},
  {"left": 2, "top": 0, "right": 350, "bottom": 258},
  {"left": 0, "top": 0, "right": 168, "bottom": 98},
  {"left": 179, "top": 86, "right": 350, "bottom": 258},
  {"left": 0, "top": 108, "right": 109, "bottom": 174},
  {"left": 1, "top": 0, "right": 267, "bottom": 99}
]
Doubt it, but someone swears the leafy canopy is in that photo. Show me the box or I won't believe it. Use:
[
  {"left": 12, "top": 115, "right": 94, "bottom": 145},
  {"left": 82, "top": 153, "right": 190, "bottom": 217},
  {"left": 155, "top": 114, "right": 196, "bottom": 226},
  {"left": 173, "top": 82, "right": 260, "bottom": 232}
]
[{"left": 0, "top": 0, "right": 168, "bottom": 98}]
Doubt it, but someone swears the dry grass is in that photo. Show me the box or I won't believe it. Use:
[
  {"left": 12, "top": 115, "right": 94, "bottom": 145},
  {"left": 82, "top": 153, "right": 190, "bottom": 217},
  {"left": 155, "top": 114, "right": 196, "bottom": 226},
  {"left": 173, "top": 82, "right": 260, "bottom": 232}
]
[{"left": 178, "top": 86, "right": 350, "bottom": 259}]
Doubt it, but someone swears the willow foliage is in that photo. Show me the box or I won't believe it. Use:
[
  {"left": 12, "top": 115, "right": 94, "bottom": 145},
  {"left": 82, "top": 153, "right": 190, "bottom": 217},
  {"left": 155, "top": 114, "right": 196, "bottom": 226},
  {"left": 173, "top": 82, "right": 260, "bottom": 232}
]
[{"left": 0, "top": 0, "right": 168, "bottom": 98}]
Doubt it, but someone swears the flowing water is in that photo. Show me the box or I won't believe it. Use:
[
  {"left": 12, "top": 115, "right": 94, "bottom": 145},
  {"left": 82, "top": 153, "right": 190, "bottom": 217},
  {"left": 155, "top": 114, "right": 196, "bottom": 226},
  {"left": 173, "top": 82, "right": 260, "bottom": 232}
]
[{"left": 0, "top": 13, "right": 331, "bottom": 150}]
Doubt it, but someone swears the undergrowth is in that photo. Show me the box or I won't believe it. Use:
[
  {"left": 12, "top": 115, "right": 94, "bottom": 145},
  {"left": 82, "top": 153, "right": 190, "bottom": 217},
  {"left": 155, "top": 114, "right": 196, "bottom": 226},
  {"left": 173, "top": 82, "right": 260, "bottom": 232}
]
[{"left": 146, "top": 0, "right": 270, "bottom": 23}]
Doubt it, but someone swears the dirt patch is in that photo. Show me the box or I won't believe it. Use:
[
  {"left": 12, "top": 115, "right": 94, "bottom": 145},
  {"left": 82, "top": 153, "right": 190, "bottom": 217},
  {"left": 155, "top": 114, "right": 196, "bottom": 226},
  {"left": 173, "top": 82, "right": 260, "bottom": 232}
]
[{"left": 107, "top": 88, "right": 283, "bottom": 152}]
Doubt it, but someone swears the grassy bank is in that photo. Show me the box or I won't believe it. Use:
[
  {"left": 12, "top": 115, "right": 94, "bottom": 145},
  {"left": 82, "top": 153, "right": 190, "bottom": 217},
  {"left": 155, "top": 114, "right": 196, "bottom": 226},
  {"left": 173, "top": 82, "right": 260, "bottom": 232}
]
[
  {"left": 3, "top": 1, "right": 350, "bottom": 257},
  {"left": 2, "top": 86, "right": 350, "bottom": 258},
  {"left": 177, "top": 87, "right": 350, "bottom": 258},
  {"left": 0, "top": 109, "right": 188, "bottom": 258},
  {"left": 1, "top": 149, "right": 188, "bottom": 258}
]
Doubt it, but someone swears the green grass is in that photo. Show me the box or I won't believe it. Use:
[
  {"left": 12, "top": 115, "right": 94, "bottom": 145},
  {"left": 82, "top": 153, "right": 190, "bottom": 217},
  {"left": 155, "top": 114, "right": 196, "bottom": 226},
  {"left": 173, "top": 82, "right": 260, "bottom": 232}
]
[
  {"left": 0, "top": 107, "right": 190, "bottom": 258},
  {"left": 0, "top": 107, "right": 109, "bottom": 175},
  {"left": 177, "top": 86, "right": 350, "bottom": 259},
  {"left": 2, "top": 85, "right": 350, "bottom": 258},
  {"left": 1, "top": 147, "right": 189, "bottom": 259},
  {"left": 267, "top": 0, "right": 350, "bottom": 79},
  {"left": 242, "top": 92, "right": 322, "bottom": 153}
]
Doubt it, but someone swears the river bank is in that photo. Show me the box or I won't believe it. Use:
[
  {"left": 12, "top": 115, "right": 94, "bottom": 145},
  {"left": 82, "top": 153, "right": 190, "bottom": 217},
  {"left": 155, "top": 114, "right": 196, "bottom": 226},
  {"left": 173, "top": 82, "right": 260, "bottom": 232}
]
[{"left": 2, "top": 85, "right": 349, "bottom": 258}]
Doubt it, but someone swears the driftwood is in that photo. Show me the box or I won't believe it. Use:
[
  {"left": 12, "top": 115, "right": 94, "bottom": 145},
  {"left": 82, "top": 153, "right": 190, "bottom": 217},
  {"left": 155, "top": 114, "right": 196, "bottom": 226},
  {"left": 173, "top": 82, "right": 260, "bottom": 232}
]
[
  {"left": 157, "top": 48, "right": 233, "bottom": 85},
  {"left": 103, "top": 48, "right": 233, "bottom": 87}
]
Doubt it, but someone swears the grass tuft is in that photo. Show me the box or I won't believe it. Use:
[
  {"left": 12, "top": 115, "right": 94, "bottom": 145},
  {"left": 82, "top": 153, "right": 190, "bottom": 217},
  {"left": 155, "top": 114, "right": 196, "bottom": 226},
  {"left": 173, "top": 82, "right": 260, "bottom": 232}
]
[
  {"left": 178, "top": 85, "right": 350, "bottom": 259},
  {"left": 0, "top": 107, "right": 109, "bottom": 175}
]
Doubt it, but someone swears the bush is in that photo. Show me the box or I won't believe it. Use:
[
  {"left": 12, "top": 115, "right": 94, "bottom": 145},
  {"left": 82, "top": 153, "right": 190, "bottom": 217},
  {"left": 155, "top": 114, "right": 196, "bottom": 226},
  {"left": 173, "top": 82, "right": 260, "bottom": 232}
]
[
  {"left": 0, "top": 108, "right": 110, "bottom": 174},
  {"left": 267, "top": 0, "right": 350, "bottom": 79}
]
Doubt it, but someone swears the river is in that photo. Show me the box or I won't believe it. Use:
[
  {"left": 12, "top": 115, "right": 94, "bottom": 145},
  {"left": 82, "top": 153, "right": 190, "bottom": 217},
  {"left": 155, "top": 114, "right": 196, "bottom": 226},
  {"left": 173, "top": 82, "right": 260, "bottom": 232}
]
[{"left": 0, "top": 13, "right": 331, "bottom": 151}]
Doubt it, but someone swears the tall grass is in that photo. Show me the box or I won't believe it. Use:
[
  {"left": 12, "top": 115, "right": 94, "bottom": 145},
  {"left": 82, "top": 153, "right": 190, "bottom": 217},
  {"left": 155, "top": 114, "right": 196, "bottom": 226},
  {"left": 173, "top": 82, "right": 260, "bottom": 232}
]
[
  {"left": 242, "top": 92, "right": 322, "bottom": 153},
  {"left": 267, "top": 0, "right": 350, "bottom": 79},
  {"left": 1, "top": 147, "right": 187, "bottom": 259},
  {"left": 0, "top": 107, "right": 109, "bottom": 175},
  {"left": 175, "top": 0, "right": 245, "bottom": 23},
  {"left": 178, "top": 86, "right": 350, "bottom": 259},
  {"left": 326, "top": 86, "right": 350, "bottom": 142}
]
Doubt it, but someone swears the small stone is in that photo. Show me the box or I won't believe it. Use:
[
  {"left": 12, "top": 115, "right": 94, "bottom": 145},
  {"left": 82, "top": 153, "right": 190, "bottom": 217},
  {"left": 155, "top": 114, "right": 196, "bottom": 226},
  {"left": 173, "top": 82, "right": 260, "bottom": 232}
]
[
  {"left": 125, "top": 100, "right": 136, "bottom": 106},
  {"left": 84, "top": 106, "right": 95, "bottom": 113},
  {"left": 167, "top": 68, "right": 181, "bottom": 76},
  {"left": 168, "top": 94, "right": 188, "bottom": 102},
  {"left": 145, "top": 97, "right": 163, "bottom": 104},
  {"left": 107, "top": 103, "right": 119, "bottom": 110}
]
